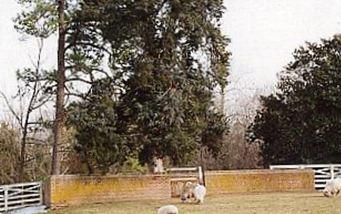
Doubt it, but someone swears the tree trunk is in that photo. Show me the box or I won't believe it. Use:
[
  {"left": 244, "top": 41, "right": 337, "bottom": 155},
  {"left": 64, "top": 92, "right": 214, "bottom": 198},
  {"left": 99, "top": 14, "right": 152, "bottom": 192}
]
[
  {"left": 52, "top": 0, "right": 66, "bottom": 175},
  {"left": 220, "top": 90, "right": 225, "bottom": 114},
  {"left": 18, "top": 129, "right": 27, "bottom": 182}
]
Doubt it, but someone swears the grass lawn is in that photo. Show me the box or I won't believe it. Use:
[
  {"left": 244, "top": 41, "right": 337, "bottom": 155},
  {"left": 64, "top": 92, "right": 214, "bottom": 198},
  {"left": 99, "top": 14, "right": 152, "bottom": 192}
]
[{"left": 50, "top": 192, "right": 341, "bottom": 214}]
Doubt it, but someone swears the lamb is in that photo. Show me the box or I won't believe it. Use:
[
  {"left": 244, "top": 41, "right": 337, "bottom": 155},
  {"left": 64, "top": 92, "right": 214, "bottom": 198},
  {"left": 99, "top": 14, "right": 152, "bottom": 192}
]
[
  {"left": 323, "top": 178, "right": 341, "bottom": 197},
  {"left": 180, "top": 181, "right": 207, "bottom": 204},
  {"left": 157, "top": 205, "right": 179, "bottom": 214}
]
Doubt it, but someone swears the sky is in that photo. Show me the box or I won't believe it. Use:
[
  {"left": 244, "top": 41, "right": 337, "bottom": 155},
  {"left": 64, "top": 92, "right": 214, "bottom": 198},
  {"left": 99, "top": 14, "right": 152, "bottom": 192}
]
[
  {"left": 0, "top": 1, "right": 57, "bottom": 96},
  {"left": 223, "top": 0, "right": 341, "bottom": 88},
  {"left": 1, "top": 0, "right": 341, "bottom": 109}
]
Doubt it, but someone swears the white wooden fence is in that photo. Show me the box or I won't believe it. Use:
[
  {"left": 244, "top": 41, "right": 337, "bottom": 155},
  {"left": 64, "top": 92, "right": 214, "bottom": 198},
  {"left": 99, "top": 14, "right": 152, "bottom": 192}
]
[
  {"left": 0, "top": 181, "right": 43, "bottom": 213},
  {"left": 168, "top": 166, "right": 205, "bottom": 197},
  {"left": 270, "top": 164, "right": 341, "bottom": 190},
  {"left": 168, "top": 166, "right": 205, "bottom": 184}
]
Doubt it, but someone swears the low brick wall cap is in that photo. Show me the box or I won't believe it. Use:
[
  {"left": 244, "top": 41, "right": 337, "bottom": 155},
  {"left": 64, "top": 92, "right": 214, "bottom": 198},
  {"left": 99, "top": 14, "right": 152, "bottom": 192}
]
[
  {"left": 50, "top": 174, "right": 169, "bottom": 179},
  {"left": 206, "top": 169, "right": 314, "bottom": 175}
]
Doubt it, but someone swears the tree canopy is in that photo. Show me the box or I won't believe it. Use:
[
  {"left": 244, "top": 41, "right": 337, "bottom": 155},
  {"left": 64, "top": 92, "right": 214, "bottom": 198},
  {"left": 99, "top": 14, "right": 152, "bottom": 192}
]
[
  {"left": 13, "top": 0, "right": 230, "bottom": 174},
  {"left": 66, "top": 0, "right": 230, "bottom": 170},
  {"left": 249, "top": 35, "right": 341, "bottom": 166}
]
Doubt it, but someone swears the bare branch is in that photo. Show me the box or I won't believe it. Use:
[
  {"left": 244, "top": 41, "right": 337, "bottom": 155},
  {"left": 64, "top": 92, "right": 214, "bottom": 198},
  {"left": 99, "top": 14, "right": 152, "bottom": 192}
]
[
  {"left": 65, "top": 77, "right": 92, "bottom": 84},
  {"left": 0, "top": 91, "right": 23, "bottom": 128},
  {"left": 31, "top": 96, "right": 52, "bottom": 111}
]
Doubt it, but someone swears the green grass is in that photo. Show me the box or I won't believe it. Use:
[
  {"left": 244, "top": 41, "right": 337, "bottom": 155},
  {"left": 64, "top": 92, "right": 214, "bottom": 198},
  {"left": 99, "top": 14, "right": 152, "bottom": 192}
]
[{"left": 51, "top": 192, "right": 341, "bottom": 214}]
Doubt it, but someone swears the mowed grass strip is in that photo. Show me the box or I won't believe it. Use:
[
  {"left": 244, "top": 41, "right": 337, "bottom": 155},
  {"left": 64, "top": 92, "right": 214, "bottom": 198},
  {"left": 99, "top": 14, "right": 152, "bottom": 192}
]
[{"left": 50, "top": 192, "right": 341, "bottom": 214}]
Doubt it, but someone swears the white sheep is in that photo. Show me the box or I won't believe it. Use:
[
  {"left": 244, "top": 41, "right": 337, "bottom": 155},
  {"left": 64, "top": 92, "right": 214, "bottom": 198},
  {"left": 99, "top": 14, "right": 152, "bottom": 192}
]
[
  {"left": 323, "top": 178, "right": 341, "bottom": 197},
  {"left": 180, "top": 181, "right": 207, "bottom": 204},
  {"left": 193, "top": 183, "right": 207, "bottom": 204},
  {"left": 157, "top": 205, "right": 179, "bottom": 214}
]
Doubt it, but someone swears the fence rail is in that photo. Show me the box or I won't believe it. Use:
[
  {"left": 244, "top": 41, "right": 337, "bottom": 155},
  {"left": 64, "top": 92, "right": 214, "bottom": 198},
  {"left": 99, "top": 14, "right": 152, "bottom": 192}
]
[
  {"left": 270, "top": 164, "right": 341, "bottom": 190},
  {"left": 0, "top": 181, "right": 43, "bottom": 213},
  {"left": 169, "top": 166, "right": 204, "bottom": 184},
  {"left": 168, "top": 166, "right": 205, "bottom": 197}
]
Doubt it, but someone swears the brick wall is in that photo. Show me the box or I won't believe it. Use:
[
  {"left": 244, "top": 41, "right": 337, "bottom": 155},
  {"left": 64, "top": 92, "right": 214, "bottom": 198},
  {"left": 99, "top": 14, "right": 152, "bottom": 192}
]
[
  {"left": 44, "top": 169, "right": 314, "bottom": 207},
  {"left": 205, "top": 169, "right": 315, "bottom": 195},
  {"left": 45, "top": 174, "right": 170, "bottom": 207}
]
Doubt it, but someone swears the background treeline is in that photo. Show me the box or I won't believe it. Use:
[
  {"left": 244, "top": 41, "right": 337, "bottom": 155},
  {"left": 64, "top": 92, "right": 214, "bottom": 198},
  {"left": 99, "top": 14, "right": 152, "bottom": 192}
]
[
  {"left": 1, "top": 0, "right": 340, "bottom": 185},
  {"left": 1, "top": 0, "right": 237, "bottom": 183}
]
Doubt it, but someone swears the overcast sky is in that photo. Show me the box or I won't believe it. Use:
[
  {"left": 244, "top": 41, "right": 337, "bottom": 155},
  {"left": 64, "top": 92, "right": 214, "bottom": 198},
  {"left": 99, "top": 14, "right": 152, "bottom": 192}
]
[
  {"left": 223, "top": 0, "right": 341, "bottom": 87},
  {"left": 1, "top": 0, "right": 341, "bottom": 102}
]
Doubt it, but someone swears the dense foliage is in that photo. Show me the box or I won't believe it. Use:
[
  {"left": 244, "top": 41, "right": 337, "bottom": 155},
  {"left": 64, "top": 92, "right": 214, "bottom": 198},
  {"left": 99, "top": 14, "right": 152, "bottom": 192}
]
[
  {"left": 250, "top": 35, "right": 341, "bottom": 166},
  {"left": 66, "top": 0, "right": 230, "bottom": 170},
  {"left": 67, "top": 79, "right": 127, "bottom": 174}
]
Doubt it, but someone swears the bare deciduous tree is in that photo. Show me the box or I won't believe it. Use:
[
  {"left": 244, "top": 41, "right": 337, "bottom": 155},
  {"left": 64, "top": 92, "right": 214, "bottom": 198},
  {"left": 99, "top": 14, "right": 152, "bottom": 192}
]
[{"left": 0, "top": 39, "right": 52, "bottom": 181}]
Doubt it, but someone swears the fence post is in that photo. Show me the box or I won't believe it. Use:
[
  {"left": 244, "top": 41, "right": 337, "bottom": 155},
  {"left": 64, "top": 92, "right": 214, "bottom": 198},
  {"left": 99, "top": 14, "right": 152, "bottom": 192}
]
[
  {"left": 39, "top": 181, "right": 43, "bottom": 206},
  {"left": 198, "top": 166, "right": 203, "bottom": 184},
  {"left": 4, "top": 186, "right": 8, "bottom": 212},
  {"left": 331, "top": 165, "right": 335, "bottom": 180}
]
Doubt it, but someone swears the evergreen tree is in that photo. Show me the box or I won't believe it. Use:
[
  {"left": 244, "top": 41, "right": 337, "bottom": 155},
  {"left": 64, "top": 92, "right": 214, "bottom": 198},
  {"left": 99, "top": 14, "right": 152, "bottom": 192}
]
[
  {"left": 73, "top": 0, "right": 230, "bottom": 166},
  {"left": 15, "top": 0, "right": 110, "bottom": 174},
  {"left": 250, "top": 35, "right": 341, "bottom": 166}
]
